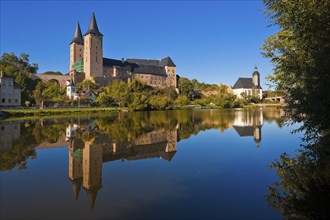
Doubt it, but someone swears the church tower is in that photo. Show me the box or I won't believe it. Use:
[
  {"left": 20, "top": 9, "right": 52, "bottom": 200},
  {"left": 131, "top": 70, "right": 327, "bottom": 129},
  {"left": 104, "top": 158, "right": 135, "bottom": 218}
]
[
  {"left": 252, "top": 66, "right": 260, "bottom": 87},
  {"left": 84, "top": 12, "right": 103, "bottom": 81},
  {"left": 70, "top": 22, "right": 84, "bottom": 71}
]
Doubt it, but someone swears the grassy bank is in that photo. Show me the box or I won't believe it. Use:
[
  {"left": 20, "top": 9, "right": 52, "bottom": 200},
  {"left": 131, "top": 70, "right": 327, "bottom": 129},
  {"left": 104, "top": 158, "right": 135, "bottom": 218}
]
[{"left": 1, "top": 107, "right": 126, "bottom": 118}]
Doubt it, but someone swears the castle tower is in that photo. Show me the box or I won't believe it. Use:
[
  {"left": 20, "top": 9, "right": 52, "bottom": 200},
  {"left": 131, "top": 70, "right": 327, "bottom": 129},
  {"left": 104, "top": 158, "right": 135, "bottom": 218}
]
[
  {"left": 70, "top": 22, "right": 84, "bottom": 71},
  {"left": 252, "top": 66, "right": 260, "bottom": 87},
  {"left": 162, "top": 57, "right": 177, "bottom": 88},
  {"left": 84, "top": 12, "right": 103, "bottom": 81}
]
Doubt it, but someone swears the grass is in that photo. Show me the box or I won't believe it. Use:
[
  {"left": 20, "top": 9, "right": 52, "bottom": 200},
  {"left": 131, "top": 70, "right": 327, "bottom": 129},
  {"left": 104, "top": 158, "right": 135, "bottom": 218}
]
[{"left": 1, "top": 107, "right": 126, "bottom": 118}]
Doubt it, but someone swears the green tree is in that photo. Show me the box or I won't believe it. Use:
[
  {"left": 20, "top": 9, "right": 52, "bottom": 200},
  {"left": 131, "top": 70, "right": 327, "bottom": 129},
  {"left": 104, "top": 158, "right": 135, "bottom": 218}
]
[
  {"left": 178, "top": 77, "right": 194, "bottom": 100},
  {"left": 76, "top": 79, "right": 97, "bottom": 90},
  {"left": 174, "top": 95, "right": 190, "bottom": 107},
  {"left": 262, "top": 0, "right": 330, "bottom": 140},
  {"left": 149, "top": 95, "right": 172, "bottom": 110},
  {"left": 0, "top": 53, "right": 38, "bottom": 103},
  {"left": 106, "top": 80, "right": 130, "bottom": 107},
  {"left": 32, "top": 81, "right": 44, "bottom": 107},
  {"left": 95, "top": 92, "right": 114, "bottom": 106},
  {"left": 262, "top": 1, "right": 330, "bottom": 218}
]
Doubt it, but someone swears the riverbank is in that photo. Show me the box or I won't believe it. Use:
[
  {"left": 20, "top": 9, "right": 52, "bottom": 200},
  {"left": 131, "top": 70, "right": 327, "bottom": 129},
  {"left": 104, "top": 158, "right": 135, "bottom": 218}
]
[{"left": 1, "top": 107, "right": 126, "bottom": 118}]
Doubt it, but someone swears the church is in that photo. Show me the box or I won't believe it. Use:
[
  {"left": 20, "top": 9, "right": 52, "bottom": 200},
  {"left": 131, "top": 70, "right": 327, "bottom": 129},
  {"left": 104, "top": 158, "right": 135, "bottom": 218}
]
[
  {"left": 232, "top": 66, "right": 262, "bottom": 99},
  {"left": 70, "top": 12, "right": 177, "bottom": 89}
]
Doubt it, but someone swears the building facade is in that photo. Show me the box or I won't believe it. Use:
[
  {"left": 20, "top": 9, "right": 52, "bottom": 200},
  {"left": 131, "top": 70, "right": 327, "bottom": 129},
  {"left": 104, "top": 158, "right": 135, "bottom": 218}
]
[
  {"left": 232, "top": 67, "right": 262, "bottom": 99},
  {"left": 0, "top": 72, "right": 21, "bottom": 107},
  {"left": 70, "top": 12, "right": 177, "bottom": 89}
]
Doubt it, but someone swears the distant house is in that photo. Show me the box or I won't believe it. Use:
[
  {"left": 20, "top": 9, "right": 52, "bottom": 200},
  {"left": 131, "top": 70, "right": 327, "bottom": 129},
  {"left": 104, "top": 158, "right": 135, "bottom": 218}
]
[
  {"left": 66, "top": 78, "right": 97, "bottom": 102},
  {"left": 232, "top": 66, "right": 262, "bottom": 99},
  {"left": 77, "top": 89, "right": 97, "bottom": 101},
  {"left": 66, "top": 78, "right": 76, "bottom": 100},
  {"left": 0, "top": 72, "right": 21, "bottom": 107}
]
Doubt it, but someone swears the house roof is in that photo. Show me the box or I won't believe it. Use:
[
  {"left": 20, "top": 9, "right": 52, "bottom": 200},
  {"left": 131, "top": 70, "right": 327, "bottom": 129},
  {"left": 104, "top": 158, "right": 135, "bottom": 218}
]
[
  {"left": 84, "top": 12, "right": 102, "bottom": 36},
  {"left": 233, "top": 78, "right": 254, "bottom": 89},
  {"left": 233, "top": 126, "right": 254, "bottom": 136},
  {"left": 103, "top": 57, "right": 170, "bottom": 76},
  {"left": 131, "top": 64, "right": 167, "bottom": 76},
  {"left": 103, "top": 58, "right": 126, "bottom": 67},
  {"left": 126, "top": 56, "right": 176, "bottom": 67},
  {"left": 70, "top": 22, "right": 84, "bottom": 45},
  {"left": 160, "top": 57, "right": 176, "bottom": 67}
]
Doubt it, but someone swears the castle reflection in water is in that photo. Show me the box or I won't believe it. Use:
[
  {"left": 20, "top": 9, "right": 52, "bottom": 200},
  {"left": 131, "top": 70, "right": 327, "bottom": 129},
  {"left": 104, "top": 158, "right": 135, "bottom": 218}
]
[
  {"left": 0, "top": 108, "right": 284, "bottom": 210},
  {"left": 66, "top": 122, "right": 178, "bottom": 210}
]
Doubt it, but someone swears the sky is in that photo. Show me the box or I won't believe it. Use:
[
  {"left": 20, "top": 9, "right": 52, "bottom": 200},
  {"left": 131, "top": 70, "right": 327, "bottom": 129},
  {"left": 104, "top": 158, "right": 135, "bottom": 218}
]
[{"left": 0, "top": 0, "right": 278, "bottom": 88}]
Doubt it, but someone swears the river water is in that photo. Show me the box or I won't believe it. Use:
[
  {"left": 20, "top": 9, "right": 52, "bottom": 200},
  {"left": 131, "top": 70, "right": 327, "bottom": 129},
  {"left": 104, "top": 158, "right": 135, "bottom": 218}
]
[{"left": 0, "top": 109, "right": 302, "bottom": 219}]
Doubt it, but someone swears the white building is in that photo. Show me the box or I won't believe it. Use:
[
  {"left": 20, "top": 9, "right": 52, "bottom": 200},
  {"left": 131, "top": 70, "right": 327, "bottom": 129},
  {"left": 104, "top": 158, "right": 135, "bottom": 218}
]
[
  {"left": 232, "top": 66, "right": 262, "bottom": 99},
  {"left": 66, "top": 78, "right": 77, "bottom": 100},
  {"left": 0, "top": 72, "right": 21, "bottom": 107}
]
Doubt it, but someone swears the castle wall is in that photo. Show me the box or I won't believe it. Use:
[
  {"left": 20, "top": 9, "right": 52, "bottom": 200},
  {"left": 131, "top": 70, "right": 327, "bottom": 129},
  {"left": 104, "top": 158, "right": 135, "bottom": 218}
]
[{"left": 132, "top": 73, "right": 167, "bottom": 88}]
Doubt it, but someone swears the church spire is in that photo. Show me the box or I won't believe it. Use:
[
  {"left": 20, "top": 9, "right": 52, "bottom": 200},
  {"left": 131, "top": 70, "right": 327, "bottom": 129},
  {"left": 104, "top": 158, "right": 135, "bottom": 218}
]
[
  {"left": 71, "top": 22, "right": 84, "bottom": 45},
  {"left": 84, "top": 12, "right": 103, "bottom": 36}
]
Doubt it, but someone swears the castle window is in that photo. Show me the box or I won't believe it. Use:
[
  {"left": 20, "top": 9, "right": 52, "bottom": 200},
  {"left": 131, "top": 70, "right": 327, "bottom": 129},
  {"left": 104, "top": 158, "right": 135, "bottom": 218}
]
[
  {"left": 1, "top": 82, "right": 5, "bottom": 86},
  {"left": 172, "top": 70, "right": 174, "bottom": 73},
  {"left": 15, "top": 99, "right": 18, "bottom": 103},
  {"left": 8, "top": 82, "right": 12, "bottom": 86},
  {"left": 1, "top": 98, "right": 5, "bottom": 103},
  {"left": 8, "top": 99, "right": 11, "bottom": 103}
]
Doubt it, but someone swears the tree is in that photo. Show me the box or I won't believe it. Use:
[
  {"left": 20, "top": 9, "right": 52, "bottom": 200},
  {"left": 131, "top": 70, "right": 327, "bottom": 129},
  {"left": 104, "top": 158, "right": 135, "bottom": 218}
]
[
  {"left": 105, "top": 80, "right": 130, "bottom": 107},
  {"left": 262, "top": 1, "right": 330, "bottom": 218},
  {"left": 0, "top": 53, "right": 38, "bottom": 103},
  {"left": 174, "top": 95, "right": 190, "bottom": 107},
  {"left": 149, "top": 95, "right": 172, "bottom": 110},
  {"left": 262, "top": 0, "right": 330, "bottom": 140},
  {"left": 76, "top": 79, "right": 97, "bottom": 90},
  {"left": 32, "top": 81, "right": 44, "bottom": 108},
  {"left": 178, "top": 77, "right": 194, "bottom": 100}
]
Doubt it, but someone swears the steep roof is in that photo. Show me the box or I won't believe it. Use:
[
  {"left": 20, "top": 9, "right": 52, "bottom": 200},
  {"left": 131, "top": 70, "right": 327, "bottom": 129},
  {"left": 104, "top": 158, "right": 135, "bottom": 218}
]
[
  {"left": 233, "top": 126, "right": 254, "bottom": 136},
  {"left": 126, "top": 56, "right": 176, "bottom": 67},
  {"left": 126, "top": 58, "right": 160, "bottom": 66},
  {"left": 160, "top": 57, "right": 176, "bottom": 67},
  {"left": 131, "top": 64, "right": 167, "bottom": 76},
  {"left": 103, "top": 58, "right": 168, "bottom": 76},
  {"left": 103, "top": 58, "right": 126, "bottom": 67},
  {"left": 233, "top": 78, "right": 254, "bottom": 89},
  {"left": 70, "top": 22, "right": 84, "bottom": 45},
  {"left": 84, "top": 12, "right": 102, "bottom": 36}
]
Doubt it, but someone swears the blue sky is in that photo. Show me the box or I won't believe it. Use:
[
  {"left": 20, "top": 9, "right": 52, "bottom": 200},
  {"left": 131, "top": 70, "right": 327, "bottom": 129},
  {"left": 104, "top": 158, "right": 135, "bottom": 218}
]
[{"left": 0, "top": 0, "right": 277, "bottom": 88}]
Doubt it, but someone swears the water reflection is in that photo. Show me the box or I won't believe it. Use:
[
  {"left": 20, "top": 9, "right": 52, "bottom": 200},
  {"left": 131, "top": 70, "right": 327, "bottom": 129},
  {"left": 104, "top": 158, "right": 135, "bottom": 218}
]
[
  {"left": 66, "top": 122, "right": 178, "bottom": 210},
  {"left": 0, "top": 108, "right": 285, "bottom": 212}
]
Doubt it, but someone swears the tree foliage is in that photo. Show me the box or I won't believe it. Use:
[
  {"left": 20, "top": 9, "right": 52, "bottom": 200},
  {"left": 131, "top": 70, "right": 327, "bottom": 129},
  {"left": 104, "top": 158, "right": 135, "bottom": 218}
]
[
  {"left": 76, "top": 79, "right": 97, "bottom": 90},
  {"left": 0, "top": 53, "right": 38, "bottom": 103},
  {"left": 262, "top": 1, "right": 330, "bottom": 218},
  {"left": 262, "top": 0, "right": 330, "bottom": 140}
]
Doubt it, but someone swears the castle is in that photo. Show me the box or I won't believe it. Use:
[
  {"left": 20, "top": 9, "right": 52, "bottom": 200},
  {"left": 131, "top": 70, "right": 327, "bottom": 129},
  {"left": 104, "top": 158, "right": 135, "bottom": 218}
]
[{"left": 70, "top": 12, "right": 177, "bottom": 88}]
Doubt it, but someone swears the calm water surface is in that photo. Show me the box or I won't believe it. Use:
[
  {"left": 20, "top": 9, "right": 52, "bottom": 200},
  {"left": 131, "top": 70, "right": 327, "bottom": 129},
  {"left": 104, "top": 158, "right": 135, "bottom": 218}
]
[{"left": 0, "top": 109, "right": 302, "bottom": 219}]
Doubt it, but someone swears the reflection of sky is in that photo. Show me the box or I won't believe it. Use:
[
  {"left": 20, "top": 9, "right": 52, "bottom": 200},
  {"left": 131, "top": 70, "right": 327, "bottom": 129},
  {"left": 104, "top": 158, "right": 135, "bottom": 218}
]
[{"left": 0, "top": 120, "right": 302, "bottom": 219}]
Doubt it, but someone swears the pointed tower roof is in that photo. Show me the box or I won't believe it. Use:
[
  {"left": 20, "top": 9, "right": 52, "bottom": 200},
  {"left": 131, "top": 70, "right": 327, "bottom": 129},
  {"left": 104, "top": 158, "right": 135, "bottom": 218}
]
[
  {"left": 253, "top": 65, "right": 260, "bottom": 76},
  {"left": 85, "top": 188, "right": 100, "bottom": 211},
  {"left": 84, "top": 12, "right": 103, "bottom": 36},
  {"left": 71, "top": 22, "right": 84, "bottom": 45},
  {"left": 71, "top": 178, "right": 83, "bottom": 201},
  {"left": 160, "top": 57, "right": 176, "bottom": 67}
]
